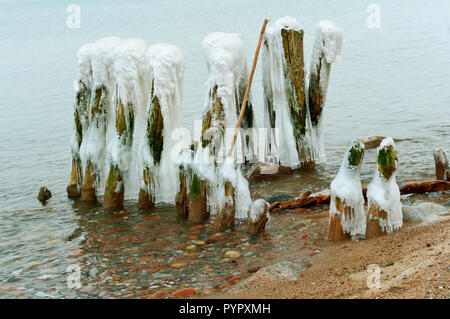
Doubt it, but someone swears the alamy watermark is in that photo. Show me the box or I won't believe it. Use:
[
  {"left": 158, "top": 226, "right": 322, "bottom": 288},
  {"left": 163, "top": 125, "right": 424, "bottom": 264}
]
[
  {"left": 66, "top": 4, "right": 81, "bottom": 29},
  {"left": 366, "top": 264, "right": 382, "bottom": 290},
  {"left": 366, "top": 4, "right": 381, "bottom": 29}
]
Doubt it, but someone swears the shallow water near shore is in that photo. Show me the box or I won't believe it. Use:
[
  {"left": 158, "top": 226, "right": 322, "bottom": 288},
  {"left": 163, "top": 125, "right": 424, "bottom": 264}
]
[{"left": 0, "top": 0, "right": 449, "bottom": 298}]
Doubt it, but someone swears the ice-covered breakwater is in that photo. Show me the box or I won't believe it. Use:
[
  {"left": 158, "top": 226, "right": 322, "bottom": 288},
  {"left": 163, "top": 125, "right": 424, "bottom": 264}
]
[
  {"left": 67, "top": 37, "right": 186, "bottom": 210},
  {"left": 66, "top": 17, "right": 344, "bottom": 231}
]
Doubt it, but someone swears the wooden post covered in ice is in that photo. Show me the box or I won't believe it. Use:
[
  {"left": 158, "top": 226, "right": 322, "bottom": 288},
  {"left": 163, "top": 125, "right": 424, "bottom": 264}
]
[
  {"left": 433, "top": 147, "right": 449, "bottom": 181},
  {"left": 215, "top": 179, "right": 236, "bottom": 231},
  {"left": 67, "top": 44, "right": 92, "bottom": 199},
  {"left": 246, "top": 199, "right": 270, "bottom": 234},
  {"left": 80, "top": 37, "right": 123, "bottom": 203},
  {"left": 308, "top": 20, "right": 343, "bottom": 163},
  {"left": 281, "top": 27, "right": 308, "bottom": 165},
  {"left": 366, "top": 138, "right": 402, "bottom": 238},
  {"left": 139, "top": 44, "right": 185, "bottom": 211},
  {"left": 103, "top": 97, "right": 132, "bottom": 209},
  {"left": 80, "top": 86, "right": 105, "bottom": 202},
  {"left": 138, "top": 81, "right": 162, "bottom": 210},
  {"left": 327, "top": 141, "right": 366, "bottom": 241},
  {"left": 262, "top": 17, "right": 308, "bottom": 168}
]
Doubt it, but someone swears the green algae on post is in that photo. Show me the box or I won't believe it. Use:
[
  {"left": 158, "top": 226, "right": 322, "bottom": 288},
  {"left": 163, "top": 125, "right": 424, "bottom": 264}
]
[{"left": 188, "top": 172, "right": 209, "bottom": 223}]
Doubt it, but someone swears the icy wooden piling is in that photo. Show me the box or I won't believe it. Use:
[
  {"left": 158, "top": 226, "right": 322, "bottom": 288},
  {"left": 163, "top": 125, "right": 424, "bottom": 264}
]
[
  {"left": 262, "top": 17, "right": 308, "bottom": 168},
  {"left": 307, "top": 20, "right": 343, "bottom": 163},
  {"left": 175, "top": 165, "right": 188, "bottom": 217},
  {"left": 103, "top": 99, "right": 131, "bottom": 209},
  {"left": 433, "top": 147, "right": 449, "bottom": 180},
  {"left": 81, "top": 86, "right": 106, "bottom": 202},
  {"left": 140, "top": 44, "right": 185, "bottom": 209},
  {"left": 188, "top": 173, "right": 209, "bottom": 223},
  {"left": 214, "top": 180, "right": 236, "bottom": 231},
  {"left": 67, "top": 44, "right": 92, "bottom": 199},
  {"left": 327, "top": 141, "right": 365, "bottom": 241},
  {"left": 366, "top": 138, "right": 402, "bottom": 238},
  {"left": 281, "top": 27, "right": 308, "bottom": 165},
  {"left": 246, "top": 199, "right": 270, "bottom": 234},
  {"left": 138, "top": 81, "right": 162, "bottom": 210}
]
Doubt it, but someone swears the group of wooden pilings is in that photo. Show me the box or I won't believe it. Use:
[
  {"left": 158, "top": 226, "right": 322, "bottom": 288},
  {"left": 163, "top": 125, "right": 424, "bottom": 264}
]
[
  {"left": 65, "top": 26, "right": 272, "bottom": 235},
  {"left": 325, "top": 142, "right": 449, "bottom": 241}
]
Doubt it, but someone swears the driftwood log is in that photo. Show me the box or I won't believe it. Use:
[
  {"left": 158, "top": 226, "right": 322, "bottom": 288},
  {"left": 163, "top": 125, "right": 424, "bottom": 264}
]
[{"left": 269, "top": 180, "right": 450, "bottom": 213}]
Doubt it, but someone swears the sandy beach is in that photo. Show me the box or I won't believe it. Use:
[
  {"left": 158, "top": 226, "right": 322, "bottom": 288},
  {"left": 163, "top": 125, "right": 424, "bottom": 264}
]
[{"left": 205, "top": 198, "right": 449, "bottom": 299}]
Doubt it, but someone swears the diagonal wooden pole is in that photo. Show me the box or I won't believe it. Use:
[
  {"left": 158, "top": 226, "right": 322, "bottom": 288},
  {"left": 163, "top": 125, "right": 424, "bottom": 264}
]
[{"left": 227, "top": 18, "right": 270, "bottom": 158}]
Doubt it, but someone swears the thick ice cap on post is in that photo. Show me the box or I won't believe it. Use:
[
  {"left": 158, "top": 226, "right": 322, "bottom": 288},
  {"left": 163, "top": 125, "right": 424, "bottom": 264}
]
[
  {"left": 267, "top": 16, "right": 302, "bottom": 33},
  {"left": 90, "top": 37, "right": 123, "bottom": 88},
  {"left": 314, "top": 20, "right": 343, "bottom": 64},
  {"left": 202, "top": 32, "right": 246, "bottom": 97},
  {"left": 75, "top": 42, "right": 94, "bottom": 91},
  {"left": 111, "top": 38, "right": 149, "bottom": 105},
  {"left": 146, "top": 43, "right": 185, "bottom": 100}
]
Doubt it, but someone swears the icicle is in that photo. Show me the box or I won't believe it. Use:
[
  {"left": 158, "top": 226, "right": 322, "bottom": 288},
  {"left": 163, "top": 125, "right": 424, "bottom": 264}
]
[
  {"left": 366, "top": 137, "right": 402, "bottom": 237},
  {"left": 433, "top": 147, "right": 449, "bottom": 180},
  {"left": 246, "top": 199, "right": 270, "bottom": 234},
  {"left": 67, "top": 43, "right": 93, "bottom": 198},
  {"left": 328, "top": 140, "right": 366, "bottom": 241},
  {"left": 307, "top": 20, "right": 343, "bottom": 163}
]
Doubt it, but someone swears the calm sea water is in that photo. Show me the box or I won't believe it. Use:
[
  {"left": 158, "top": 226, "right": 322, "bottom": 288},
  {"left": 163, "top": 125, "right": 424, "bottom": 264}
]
[{"left": 0, "top": 0, "right": 449, "bottom": 298}]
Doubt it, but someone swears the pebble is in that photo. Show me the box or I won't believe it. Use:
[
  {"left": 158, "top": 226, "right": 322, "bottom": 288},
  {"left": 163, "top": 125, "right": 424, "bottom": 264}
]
[
  {"left": 172, "top": 287, "right": 196, "bottom": 298},
  {"left": 115, "top": 210, "right": 130, "bottom": 217},
  {"left": 247, "top": 266, "right": 260, "bottom": 273},
  {"left": 205, "top": 233, "right": 223, "bottom": 244},
  {"left": 146, "top": 291, "right": 168, "bottom": 299},
  {"left": 195, "top": 240, "right": 205, "bottom": 245},
  {"left": 224, "top": 251, "right": 240, "bottom": 259},
  {"left": 186, "top": 245, "right": 196, "bottom": 250},
  {"left": 308, "top": 250, "right": 320, "bottom": 256},
  {"left": 170, "top": 263, "right": 187, "bottom": 269}
]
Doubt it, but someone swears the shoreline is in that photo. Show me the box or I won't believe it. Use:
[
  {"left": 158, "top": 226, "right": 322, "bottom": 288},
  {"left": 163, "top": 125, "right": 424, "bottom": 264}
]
[{"left": 206, "top": 215, "right": 449, "bottom": 299}]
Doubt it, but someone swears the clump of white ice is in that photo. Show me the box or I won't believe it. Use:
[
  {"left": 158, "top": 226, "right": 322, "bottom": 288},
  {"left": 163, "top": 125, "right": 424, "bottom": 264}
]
[
  {"left": 248, "top": 198, "right": 270, "bottom": 224},
  {"left": 367, "top": 137, "right": 403, "bottom": 233}
]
